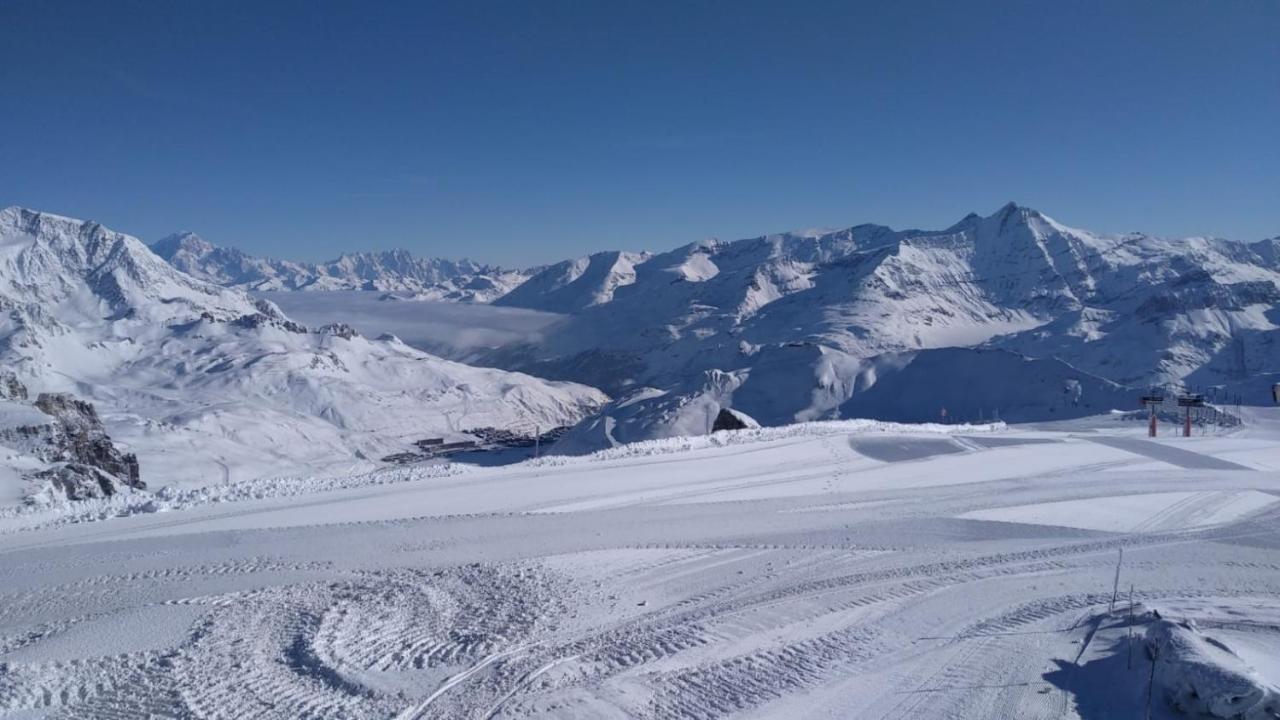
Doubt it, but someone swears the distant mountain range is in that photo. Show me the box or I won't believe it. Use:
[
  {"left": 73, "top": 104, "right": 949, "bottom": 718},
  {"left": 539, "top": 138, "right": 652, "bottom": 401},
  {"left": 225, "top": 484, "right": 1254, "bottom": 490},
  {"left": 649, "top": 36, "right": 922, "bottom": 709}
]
[
  {"left": 151, "top": 232, "right": 531, "bottom": 302},
  {"left": 120, "top": 204, "right": 1280, "bottom": 454}
]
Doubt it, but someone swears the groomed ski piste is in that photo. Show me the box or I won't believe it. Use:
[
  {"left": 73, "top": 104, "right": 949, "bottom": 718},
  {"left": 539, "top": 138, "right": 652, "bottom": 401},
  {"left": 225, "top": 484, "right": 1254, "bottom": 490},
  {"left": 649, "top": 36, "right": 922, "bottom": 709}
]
[{"left": 2, "top": 412, "right": 1280, "bottom": 719}]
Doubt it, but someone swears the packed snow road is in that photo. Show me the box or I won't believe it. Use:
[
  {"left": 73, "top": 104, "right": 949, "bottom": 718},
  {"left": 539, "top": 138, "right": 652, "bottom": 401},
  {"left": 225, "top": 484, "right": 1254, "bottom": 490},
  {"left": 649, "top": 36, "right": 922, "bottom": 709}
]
[{"left": 1, "top": 419, "right": 1279, "bottom": 719}]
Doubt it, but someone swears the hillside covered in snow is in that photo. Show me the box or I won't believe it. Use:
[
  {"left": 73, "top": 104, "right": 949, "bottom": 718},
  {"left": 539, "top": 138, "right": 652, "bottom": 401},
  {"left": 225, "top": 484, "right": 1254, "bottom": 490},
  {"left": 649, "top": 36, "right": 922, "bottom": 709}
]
[
  {"left": 0, "top": 208, "right": 605, "bottom": 503},
  {"left": 485, "top": 204, "right": 1280, "bottom": 450},
  {"left": 142, "top": 203, "right": 1280, "bottom": 454}
]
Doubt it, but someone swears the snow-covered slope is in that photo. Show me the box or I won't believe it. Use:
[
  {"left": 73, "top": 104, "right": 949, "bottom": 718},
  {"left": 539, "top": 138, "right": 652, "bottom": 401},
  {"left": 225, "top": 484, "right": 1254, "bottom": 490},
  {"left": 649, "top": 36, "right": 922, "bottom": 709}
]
[
  {"left": 493, "top": 250, "right": 651, "bottom": 313},
  {"left": 0, "top": 207, "right": 606, "bottom": 501},
  {"left": 5, "top": 410, "right": 1280, "bottom": 719},
  {"left": 152, "top": 232, "right": 530, "bottom": 302},
  {"left": 487, "top": 203, "right": 1280, "bottom": 452}
]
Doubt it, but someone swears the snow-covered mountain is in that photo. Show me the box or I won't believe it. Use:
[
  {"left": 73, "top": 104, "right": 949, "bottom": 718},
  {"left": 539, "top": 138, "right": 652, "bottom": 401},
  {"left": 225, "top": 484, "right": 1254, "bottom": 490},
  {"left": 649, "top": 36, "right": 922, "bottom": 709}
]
[
  {"left": 489, "top": 203, "right": 1280, "bottom": 452},
  {"left": 17, "top": 201, "right": 1278, "bottom": 463},
  {"left": 152, "top": 232, "right": 530, "bottom": 302},
  {"left": 492, "top": 250, "right": 651, "bottom": 313},
  {"left": 0, "top": 207, "right": 606, "bottom": 502}
]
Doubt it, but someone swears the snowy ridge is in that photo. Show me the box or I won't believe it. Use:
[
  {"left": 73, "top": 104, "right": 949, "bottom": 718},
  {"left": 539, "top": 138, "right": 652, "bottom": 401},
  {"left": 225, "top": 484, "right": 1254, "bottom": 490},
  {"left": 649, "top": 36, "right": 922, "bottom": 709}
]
[{"left": 492, "top": 250, "right": 651, "bottom": 313}]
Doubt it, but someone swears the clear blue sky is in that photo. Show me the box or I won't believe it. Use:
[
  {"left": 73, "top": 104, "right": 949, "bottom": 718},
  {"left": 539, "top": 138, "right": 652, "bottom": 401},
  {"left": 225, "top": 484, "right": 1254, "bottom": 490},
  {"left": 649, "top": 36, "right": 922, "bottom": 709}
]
[{"left": 2, "top": 1, "right": 1277, "bottom": 266}]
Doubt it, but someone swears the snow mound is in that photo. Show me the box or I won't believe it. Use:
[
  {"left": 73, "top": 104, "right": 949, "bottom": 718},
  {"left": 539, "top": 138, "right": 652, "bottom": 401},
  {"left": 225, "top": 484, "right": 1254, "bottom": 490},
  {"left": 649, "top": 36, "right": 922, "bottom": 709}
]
[
  {"left": 1147, "top": 617, "right": 1280, "bottom": 719},
  {"left": 542, "top": 416, "right": 1003, "bottom": 465},
  {"left": 0, "top": 459, "right": 466, "bottom": 533}
]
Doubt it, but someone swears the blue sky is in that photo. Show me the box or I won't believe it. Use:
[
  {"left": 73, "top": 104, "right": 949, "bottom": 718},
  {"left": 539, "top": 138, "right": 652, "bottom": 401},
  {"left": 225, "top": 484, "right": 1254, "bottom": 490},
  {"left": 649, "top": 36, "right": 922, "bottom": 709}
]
[{"left": 1, "top": 1, "right": 1277, "bottom": 266}]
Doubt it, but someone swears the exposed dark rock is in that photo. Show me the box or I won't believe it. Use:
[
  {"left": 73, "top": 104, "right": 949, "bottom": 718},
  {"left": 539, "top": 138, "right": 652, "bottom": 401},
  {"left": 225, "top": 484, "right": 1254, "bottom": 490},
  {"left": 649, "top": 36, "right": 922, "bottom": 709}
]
[
  {"left": 0, "top": 392, "right": 146, "bottom": 500},
  {"left": 34, "top": 393, "right": 142, "bottom": 488},
  {"left": 712, "top": 408, "right": 751, "bottom": 432},
  {"left": 31, "top": 463, "right": 120, "bottom": 501},
  {"left": 231, "top": 312, "right": 307, "bottom": 334},
  {"left": 381, "top": 452, "right": 423, "bottom": 464},
  {"left": 318, "top": 322, "right": 360, "bottom": 340},
  {"left": 0, "top": 371, "right": 26, "bottom": 401}
]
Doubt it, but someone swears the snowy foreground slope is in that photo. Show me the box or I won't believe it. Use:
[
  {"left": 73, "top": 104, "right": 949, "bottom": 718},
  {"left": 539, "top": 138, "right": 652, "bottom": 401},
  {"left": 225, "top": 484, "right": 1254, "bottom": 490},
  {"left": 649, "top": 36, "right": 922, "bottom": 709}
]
[
  {"left": 1, "top": 414, "right": 1279, "bottom": 719},
  {"left": 0, "top": 208, "right": 605, "bottom": 502}
]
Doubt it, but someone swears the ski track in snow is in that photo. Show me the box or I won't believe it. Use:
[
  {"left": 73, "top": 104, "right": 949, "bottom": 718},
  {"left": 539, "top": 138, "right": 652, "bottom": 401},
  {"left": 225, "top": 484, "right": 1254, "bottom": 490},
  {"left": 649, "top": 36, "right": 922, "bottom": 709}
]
[{"left": 1, "top": 422, "right": 1280, "bottom": 719}]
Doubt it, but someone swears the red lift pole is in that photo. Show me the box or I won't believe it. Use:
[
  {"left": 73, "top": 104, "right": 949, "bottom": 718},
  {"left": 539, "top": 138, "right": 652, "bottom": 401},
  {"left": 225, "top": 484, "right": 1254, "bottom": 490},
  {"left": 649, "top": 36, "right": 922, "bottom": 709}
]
[
  {"left": 1176, "top": 394, "right": 1205, "bottom": 438},
  {"left": 1140, "top": 394, "right": 1164, "bottom": 438}
]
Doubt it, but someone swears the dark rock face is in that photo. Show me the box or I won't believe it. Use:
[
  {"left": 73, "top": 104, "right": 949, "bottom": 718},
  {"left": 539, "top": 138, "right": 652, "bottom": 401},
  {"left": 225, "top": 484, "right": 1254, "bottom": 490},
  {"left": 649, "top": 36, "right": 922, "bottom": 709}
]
[
  {"left": 231, "top": 312, "right": 307, "bottom": 334},
  {"left": 0, "top": 371, "right": 26, "bottom": 401},
  {"left": 32, "top": 393, "right": 143, "bottom": 493},
  {"left": 318, "top": 322, "right": 360, "bottom": 340},
  {"left": 0, "top": 383, "right": 144, "bottom": 501},
  {"left": 31, "top": 463, "right": 121, "bottom": 501},
  {"left": 712, "top": 408, "right": 751, "bottom": 432}
]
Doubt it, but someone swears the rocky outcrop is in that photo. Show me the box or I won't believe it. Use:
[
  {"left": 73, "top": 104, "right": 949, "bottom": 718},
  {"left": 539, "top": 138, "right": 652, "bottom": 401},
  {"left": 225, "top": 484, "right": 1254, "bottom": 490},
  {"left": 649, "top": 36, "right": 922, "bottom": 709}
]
[
  {"left": 33, "top": 393, "right": 143, "bottom": 491},
  {"left": 712, "top": 408, "right": 759, "bottom": 432},
  {"left": 318, "top": 322, "right": 360, "bottom": 340},
  {"left": 0, "top": 377, "right": 143, "bottom": 501},
  {"left": 0, "top": 370, "right": 26, "bottom": 401},
  {"left": 31, "top": 464, "right": 126, "bottom": 501}
]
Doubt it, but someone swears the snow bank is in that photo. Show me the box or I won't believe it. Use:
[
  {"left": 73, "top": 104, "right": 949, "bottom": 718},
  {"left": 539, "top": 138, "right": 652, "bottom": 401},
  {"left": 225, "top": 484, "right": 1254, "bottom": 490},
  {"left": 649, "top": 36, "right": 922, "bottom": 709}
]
[
  {"left": 0, "top": 462, "right": 466, "bottom": 533},
  {"left": 537, "top": 417, "right": 1004, "bottom": 466},
  {"left": 1147, "top": 617, "right": 1280, "bottom": 719}
]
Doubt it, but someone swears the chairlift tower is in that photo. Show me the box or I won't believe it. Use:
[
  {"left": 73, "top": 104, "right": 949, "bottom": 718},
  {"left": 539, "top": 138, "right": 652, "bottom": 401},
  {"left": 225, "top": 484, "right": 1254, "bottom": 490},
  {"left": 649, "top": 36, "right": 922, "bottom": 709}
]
[
  {"left": 1176, "top": 394, "right": 1205, "bottom": 438},
  {"left": 1139, "top": 393, "right": 1164, "bottom": 437}
]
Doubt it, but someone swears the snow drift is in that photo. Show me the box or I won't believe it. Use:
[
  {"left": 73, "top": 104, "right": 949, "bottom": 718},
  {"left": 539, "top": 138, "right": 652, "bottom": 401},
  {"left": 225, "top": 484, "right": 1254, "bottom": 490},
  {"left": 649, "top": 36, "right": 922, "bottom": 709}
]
[{"left": 1147, "top": 617, "right": 1280, "bottom": 719}]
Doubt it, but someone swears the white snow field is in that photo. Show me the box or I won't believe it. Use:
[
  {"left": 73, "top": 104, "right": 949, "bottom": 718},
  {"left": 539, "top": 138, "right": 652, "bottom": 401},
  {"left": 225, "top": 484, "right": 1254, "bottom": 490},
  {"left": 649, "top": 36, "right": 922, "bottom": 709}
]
[{"left": 2, "top": 415, "right": 1280, "bottom": 719}]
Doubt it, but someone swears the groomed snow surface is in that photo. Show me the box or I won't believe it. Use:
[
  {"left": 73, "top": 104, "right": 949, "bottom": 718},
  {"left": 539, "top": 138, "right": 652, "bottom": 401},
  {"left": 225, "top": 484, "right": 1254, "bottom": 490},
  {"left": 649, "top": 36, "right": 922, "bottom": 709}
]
[{"left": 2, "top": 415, "right": 1280, "bottom": 719}]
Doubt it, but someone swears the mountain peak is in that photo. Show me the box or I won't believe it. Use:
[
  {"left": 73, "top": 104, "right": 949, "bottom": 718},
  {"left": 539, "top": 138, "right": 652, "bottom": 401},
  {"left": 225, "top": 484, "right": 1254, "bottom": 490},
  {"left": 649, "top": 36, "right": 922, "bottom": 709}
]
[
  {"left": 993, "top": 201, "right": 1044, "bottom": 220},
  {"left": 153, "top": 231, "right": 216, "bottom": 257},
  {"left": 944, "top": 203, "right": 1043, "bottom": 234},
  {"left": 1, "top": 206, "right": 105, "bottom": 238},
  {"left": 0, "top": 207, "right": 255, "bottom": 325},
  {"left": 946, "top": 212, "right": 984, "bottom": 232}
]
